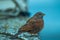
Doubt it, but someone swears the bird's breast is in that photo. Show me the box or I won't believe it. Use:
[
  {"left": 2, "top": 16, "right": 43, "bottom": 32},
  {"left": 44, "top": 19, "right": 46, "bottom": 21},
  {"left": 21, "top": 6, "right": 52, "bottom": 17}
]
[{"left": 34, "top": 19, "right": 44, "bottom": 28}]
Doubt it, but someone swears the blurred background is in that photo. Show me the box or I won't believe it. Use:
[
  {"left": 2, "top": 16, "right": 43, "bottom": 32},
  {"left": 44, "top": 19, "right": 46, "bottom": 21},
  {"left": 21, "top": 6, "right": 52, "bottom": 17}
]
[{"left": 28, "top": 0, "right": 60, "bottom": 40}]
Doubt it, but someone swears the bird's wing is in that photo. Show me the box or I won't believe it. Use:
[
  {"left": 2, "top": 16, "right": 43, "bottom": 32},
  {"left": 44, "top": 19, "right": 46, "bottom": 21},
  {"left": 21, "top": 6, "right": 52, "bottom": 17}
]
[
  {"left": 20, "top": 24, "right": 33, "bottom": 32},
  {"left": 20, "top": 19, "right": 36, "bottom": 31},
  {"left": 27, "top": 19, "right": 36, "bottom": 25}
]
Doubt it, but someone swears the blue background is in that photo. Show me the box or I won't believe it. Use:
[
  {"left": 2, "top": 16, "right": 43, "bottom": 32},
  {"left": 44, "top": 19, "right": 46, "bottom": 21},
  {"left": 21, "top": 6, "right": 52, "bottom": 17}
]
[{"left": 28, "top": 0, "right": 60, "bottom": 40}]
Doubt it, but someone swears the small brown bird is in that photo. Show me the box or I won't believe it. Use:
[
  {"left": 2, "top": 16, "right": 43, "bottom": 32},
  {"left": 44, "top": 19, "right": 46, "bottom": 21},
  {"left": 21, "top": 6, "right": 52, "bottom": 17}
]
[{"left": 11, "top": 12, "right": 45, "bottom": 38}]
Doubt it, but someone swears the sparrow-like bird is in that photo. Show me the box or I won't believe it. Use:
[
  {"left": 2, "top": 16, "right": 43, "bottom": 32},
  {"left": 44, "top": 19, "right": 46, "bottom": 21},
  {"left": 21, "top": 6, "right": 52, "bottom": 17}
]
[{"left": 11, "top": 12, "right": 45, "bottom": 38}]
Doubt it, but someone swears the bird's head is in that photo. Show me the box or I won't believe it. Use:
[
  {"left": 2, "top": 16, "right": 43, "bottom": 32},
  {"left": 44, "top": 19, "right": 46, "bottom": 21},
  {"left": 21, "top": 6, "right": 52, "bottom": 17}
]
[{"left": 34, "top": 12, "right": 45, "bottom": 18}]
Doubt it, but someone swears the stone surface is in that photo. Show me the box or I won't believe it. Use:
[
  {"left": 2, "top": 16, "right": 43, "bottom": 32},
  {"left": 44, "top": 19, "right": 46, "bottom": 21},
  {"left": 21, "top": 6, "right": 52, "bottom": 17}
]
[
  {"left": 18, "top": 32, "right": 40, "bottom": 40},
  {"left": 0, "top": 17, "right": 40, "bottom": 40},
  {"left": 0, "top": 0, "right": 40, "bottom": 40},
  {"left": 0, "top": 0, "right": 27, "bottom": 16}
]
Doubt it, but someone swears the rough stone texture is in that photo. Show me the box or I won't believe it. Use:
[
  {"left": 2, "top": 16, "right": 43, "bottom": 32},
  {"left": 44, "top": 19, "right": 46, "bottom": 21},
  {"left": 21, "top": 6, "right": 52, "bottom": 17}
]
[
  {"left": 0, "top": 0, "right": 40, "bottom": 40},
  {"left": 0, "top": 17, "right": 40, "bottom": 40},
  {"left": 0, "top": 0, "right": 27, "bottom": 16},
  {"left": 18, "top": 32, "right": 40, "bottom": 40}
]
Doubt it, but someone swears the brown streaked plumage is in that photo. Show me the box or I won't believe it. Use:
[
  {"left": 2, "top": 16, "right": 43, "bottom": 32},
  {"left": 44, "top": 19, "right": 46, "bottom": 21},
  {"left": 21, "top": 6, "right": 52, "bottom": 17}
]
[{"left": 11, "top": 12, "right": 45, "bottom": 38}]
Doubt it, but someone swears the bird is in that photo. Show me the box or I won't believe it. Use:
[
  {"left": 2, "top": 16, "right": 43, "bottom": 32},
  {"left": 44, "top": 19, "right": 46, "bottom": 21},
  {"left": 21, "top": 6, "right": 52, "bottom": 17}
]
[{"left": 11, "top": 12, "right": 45, "bottom": 38}]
